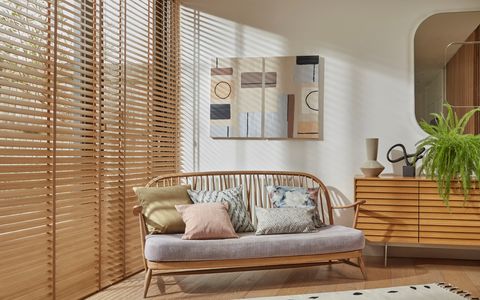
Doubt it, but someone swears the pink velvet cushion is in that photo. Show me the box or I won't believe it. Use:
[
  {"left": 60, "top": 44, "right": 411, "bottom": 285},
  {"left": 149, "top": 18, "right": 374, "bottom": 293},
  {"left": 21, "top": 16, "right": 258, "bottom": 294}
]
[{"left": 175, "top": 203, "right": 239, "bottom": 240}]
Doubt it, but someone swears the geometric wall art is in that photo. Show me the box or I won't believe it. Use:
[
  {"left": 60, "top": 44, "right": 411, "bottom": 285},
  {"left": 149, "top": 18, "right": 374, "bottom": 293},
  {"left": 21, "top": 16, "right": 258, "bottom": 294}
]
[{"left": 210, "top": 55, "right": 324, "bottom": 139}]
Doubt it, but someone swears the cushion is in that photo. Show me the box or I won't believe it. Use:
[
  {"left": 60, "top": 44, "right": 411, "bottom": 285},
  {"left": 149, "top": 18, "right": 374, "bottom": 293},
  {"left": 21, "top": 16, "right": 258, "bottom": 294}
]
[
  {"left": 255, "top": 207, "right": 317, "bottom": 235},
  {"left": 187, "top": 186, "right": 255, "bottom": 232},
  {"left": 267, "top": 185, "right": 323, "bottom": 227},
  {"left": 175, "top": 203, "right": 238, "bottom": 240},
  {"left": 134, "top": 185, "right": 192, "bottom": 234},
  {"left": 144, "top": 225, "right": 365, "bottom": 261}
]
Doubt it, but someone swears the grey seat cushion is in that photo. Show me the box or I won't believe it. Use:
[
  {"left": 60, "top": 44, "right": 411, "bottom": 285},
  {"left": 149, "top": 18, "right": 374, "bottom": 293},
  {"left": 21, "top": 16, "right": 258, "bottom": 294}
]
[{"left": 144, "top": 225, "right": 365, "bottom": 262}]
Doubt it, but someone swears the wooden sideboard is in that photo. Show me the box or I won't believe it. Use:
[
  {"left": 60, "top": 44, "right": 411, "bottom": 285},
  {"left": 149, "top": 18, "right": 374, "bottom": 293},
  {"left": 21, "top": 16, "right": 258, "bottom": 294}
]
[{"left": 355, "top": 176, "right": 480, "bottom": 247}]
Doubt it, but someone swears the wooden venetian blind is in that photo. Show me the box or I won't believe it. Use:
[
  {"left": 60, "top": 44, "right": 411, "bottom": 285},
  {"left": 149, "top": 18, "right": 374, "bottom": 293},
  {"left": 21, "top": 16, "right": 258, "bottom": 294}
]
[{"left": 0, "top": 0, "right": 180, "bottom": 299}]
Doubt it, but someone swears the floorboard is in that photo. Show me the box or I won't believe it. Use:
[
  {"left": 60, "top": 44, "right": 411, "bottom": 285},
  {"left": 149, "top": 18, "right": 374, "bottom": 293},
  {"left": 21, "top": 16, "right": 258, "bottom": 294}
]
[{"left": 87, "top": 256, "right": 480, "bottom": 299}]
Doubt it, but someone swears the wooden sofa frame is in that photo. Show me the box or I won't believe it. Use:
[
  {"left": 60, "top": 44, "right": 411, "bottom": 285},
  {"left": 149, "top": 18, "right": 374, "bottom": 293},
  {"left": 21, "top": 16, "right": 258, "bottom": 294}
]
[{"left": 133, "top": 171, "right": 367, "bottom": 297}]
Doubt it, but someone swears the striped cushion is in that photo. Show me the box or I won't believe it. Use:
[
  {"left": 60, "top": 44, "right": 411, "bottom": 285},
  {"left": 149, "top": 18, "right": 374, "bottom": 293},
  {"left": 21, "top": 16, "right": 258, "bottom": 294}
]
[{"left": 187, "top": 186, "right": 255, "bottom": 232}]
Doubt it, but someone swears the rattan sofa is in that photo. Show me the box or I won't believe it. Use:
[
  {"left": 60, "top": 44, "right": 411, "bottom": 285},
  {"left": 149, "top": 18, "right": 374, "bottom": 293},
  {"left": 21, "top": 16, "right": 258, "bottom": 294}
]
[{"left": 133, "top": 171, "right": 367, "bottom": 297}]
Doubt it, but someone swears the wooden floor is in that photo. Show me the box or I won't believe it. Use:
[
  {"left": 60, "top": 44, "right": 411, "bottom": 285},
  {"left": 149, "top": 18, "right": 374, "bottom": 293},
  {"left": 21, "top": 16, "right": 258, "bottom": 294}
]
[{"left": 88, "top": 257, "right": 480, "bottom": 299}]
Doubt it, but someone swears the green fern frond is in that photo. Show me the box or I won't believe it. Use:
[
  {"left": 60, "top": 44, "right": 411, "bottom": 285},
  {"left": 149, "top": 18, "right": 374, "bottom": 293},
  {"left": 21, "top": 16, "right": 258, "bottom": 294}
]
[{"left": 417, "top": 103, "right": 480, "bottom": 206}]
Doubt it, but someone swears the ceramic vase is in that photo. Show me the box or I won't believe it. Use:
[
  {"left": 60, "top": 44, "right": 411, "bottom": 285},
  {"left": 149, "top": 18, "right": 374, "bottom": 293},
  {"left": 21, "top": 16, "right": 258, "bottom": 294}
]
[{"left": 361, "top": 138, "right": 385, "bottom": 177}]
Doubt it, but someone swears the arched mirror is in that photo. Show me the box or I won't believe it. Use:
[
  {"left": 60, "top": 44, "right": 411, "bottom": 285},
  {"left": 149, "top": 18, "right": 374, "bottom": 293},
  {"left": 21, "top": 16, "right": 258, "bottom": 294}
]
[{"left": 415, "top": 11, "right": 480, "bottom": 133}]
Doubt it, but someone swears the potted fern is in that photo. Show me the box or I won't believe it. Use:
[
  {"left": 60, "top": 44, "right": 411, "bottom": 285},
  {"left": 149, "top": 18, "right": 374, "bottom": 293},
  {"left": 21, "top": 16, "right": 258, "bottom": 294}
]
[{"left": 417, "top": 104, "right": 480, "bottom": 205}]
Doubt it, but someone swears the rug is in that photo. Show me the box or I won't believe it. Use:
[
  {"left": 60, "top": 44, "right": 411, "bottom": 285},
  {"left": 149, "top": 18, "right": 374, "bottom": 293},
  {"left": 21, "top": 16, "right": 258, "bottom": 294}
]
[{"left": 242, "top": 283, "right": 478, "bottom": 300}]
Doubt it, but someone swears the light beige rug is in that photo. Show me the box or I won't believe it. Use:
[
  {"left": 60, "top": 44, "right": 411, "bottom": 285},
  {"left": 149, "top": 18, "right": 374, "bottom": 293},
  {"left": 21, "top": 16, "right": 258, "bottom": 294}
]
[{"left": 242, "top": 283, "right": 478, "bottom": 300}]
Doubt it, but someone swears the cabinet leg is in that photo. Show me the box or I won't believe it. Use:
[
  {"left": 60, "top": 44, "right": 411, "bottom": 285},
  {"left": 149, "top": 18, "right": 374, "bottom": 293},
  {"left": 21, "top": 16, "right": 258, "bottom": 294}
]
[{"left": 384, "top": 244, "right": 388, "bottom": 267}]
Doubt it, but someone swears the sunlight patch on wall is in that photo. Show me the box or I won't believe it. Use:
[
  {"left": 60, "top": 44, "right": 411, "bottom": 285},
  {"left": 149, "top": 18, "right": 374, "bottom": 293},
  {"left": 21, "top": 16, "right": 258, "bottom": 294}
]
[{"left": 180, "top": 6, "right": 289, "bottom": 171}]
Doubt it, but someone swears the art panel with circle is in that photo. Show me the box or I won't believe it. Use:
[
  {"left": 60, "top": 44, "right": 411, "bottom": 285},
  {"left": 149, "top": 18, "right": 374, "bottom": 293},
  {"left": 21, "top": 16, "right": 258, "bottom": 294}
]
[{"left": 210, "top": 55, "right": 324, "bottom": 139}]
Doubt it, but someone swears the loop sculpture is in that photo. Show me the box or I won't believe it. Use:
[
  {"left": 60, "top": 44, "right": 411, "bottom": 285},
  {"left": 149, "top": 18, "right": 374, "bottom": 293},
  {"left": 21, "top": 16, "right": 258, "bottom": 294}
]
[{"left": 386, "top": 144, "right": 425, "bottom": 177}]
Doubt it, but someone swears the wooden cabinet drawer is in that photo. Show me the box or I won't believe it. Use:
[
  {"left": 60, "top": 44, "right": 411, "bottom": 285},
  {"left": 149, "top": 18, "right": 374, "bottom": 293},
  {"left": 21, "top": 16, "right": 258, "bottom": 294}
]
[
  {"left": 356, "top": 179, "right": 418, "bottom": 187},
  {"left": 359, "top": 210, "right": 418, "bottom": 219},
  {"left": 419, "top": 181, "right": 480, "bottom": 197},
  {"left": 420, "top": 180, "right": 480, "bottom": 188},
  {"left": 356, "top": 223, "right": 418, "bottom": 231},
  {"left": 356, "top": 186, "right": 418, "bottom": 194},
  {"left": 358, "top": 198, "right": 418, "bottom": 206},
  {"left": 420, "top": 210, "right": 480, "bottom": 245},
  {"left": 358, "top": 215, "right": 419, "bottom": 242},
  {"left": 361, "top": 204, "right": 417, "bottom": 212},
  {"left": 420, "top": 218, "right": 480, "bottom": 227},
  {"left": 355, "top": 177, "right": 480, "bottom": 247},
  {"left": 356, "top": 178, "right": 419, "bottom": 243},
  {"left": 356, "top": 180, "right": 419, "bottom": 204},
  {"left": 357, "top": 216, "right": 418, "bottom": 225},
  {"left": 421, "top": 225, "right": 480, "bottom": 233},
  {"left": 420, "top": 226, "right": 480, "bottom": 246},
  {"left": 362, "top": 229, "right": 418, "bottom": 238},
  {"left": 363, "top": 229, "right": 418, "bottom": 243},
  {"left": 419, "top": 186, "right": 480, "bottom": 245},
  {"left": 420, "top": 198, "right": 480, "bottom": 208},
  {"left": 364, "top": 236, "right": 419, "bottom": 244},
  {"left": 419, "top": 190, "right": 480, "bottom": 199},
  {"left": 419, "top": 237, "right": 480, "bottom": 246},
  {"left": 359, "top": 227, "right": 418, "bottom": 243}
]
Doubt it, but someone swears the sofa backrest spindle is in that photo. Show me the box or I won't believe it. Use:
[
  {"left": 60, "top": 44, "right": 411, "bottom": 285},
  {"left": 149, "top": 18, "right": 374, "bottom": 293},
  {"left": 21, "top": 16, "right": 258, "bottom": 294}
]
[{"left": 144, "top": 171, "right": 334, "bottom": 225}]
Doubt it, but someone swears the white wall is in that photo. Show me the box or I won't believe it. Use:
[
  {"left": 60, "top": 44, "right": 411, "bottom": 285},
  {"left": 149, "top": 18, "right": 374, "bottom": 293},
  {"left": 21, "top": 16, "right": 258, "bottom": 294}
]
[{"left": 179, "top": 0, "right": 480, "bottom": 229}]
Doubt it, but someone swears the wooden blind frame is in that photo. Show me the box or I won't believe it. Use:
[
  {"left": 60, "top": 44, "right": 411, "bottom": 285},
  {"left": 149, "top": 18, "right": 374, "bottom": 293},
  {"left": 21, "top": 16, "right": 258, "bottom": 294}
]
[{"left": 0, "top": 0, "right": 180, "bottom": 299}]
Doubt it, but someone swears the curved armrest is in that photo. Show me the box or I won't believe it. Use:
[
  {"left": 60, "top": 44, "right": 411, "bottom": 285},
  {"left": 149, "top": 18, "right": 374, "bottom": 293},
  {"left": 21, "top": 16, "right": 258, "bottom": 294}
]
[
  {"left": 332, "top": 200, "right": 366, "bottom": 210},
  {"left": 133, "top": 205, "right": 143, "bottom": 216},
  {"left": 331, "top": 200, "right": 366, "bottom": 228}
]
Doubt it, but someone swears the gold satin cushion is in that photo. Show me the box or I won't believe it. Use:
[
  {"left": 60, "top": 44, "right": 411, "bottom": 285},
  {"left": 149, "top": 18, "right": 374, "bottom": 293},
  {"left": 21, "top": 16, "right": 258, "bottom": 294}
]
[{"left": 134, "top": 185, "right": 192, "bottom": 234}]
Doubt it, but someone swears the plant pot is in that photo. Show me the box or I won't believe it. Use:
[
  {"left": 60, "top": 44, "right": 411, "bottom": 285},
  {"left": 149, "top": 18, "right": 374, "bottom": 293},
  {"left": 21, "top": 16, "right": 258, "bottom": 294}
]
[{"left": 361, "top": 138, "right": 385, "bottom": 177}]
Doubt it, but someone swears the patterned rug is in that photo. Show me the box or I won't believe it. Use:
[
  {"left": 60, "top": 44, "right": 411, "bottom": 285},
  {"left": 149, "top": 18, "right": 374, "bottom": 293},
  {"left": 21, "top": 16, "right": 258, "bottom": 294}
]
[{"left": 242, "top": 283, "right": 478, "bottom": 300}]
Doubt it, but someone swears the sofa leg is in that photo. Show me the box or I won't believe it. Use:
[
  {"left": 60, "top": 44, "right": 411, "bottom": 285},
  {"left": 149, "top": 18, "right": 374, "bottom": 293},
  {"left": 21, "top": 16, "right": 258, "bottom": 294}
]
[
  {"left": 143, "top": 268, "right": 152, "bottom": 298},
  {"left": 358, "top": 256, "right": 367, "bottom": 280}
]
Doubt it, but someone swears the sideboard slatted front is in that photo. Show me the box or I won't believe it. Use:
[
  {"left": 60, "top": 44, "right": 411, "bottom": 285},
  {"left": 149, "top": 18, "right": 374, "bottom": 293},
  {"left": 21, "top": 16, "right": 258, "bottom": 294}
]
[
  {"left": 356, "top": 179, "right": 419, "bottom": 244},
  {"left": 355, "top": 177, "right": 480, "bottom": 247},
  {"left": 419, "top": 181, "right": 480, "bottom": 246}
]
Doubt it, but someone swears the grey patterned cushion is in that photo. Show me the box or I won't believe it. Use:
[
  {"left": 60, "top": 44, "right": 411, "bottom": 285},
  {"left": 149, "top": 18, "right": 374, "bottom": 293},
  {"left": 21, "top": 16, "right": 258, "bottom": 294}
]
[
  {"left": 187, "top": 186, "right": 255, "bottom": 232},
  {"left": 255, "top": 207, "right": 317, "bottom": 235}
]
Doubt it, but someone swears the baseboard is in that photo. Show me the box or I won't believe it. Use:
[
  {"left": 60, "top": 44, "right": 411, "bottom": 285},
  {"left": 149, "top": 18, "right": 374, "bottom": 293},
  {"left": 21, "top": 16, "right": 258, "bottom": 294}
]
[{"left": 364, "top": 243, "right": 480, "bottom": 260}]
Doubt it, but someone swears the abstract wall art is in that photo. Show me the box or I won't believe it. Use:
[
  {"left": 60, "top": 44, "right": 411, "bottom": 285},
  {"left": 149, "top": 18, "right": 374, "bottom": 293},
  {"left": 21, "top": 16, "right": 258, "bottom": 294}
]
[{"left": 210, "top": 55, "right": 324, "bottom": 139}]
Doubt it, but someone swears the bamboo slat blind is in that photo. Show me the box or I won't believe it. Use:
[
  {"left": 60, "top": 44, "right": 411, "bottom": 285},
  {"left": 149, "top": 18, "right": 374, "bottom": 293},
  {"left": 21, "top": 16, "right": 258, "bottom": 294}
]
[{"left": 0, "top": 0, "right": 180, "bottom": 299}]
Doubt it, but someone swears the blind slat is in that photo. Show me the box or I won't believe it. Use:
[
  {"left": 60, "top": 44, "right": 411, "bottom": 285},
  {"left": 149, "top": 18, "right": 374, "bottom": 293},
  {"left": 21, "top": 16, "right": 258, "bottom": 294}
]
[{"left": 0, "top": 0, "right": 180, "bottom": 298}]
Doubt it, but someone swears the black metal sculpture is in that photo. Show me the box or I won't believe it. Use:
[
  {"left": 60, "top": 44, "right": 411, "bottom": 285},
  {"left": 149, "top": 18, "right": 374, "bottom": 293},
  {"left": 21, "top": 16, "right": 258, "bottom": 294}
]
[{"left": 386, "top": 144, "right": 425, "bottom": 177}]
